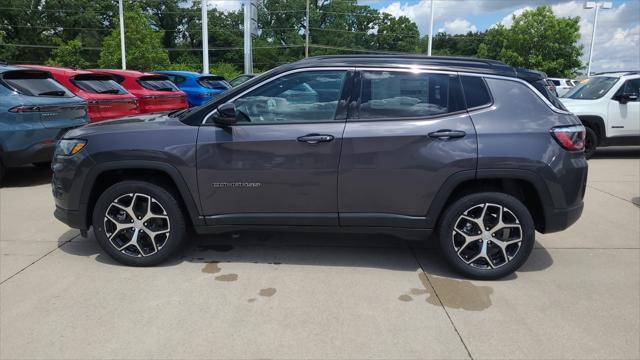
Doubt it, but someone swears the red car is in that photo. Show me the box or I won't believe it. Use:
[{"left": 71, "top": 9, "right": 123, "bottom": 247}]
[
  {"left": 88, "top": 69, "right": 188, "bottom": 114},
  {"left": 20, "top": 65, "right": 139, "bottom": 122}
]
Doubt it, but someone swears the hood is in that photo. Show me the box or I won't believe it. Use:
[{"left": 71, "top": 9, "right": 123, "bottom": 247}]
[
  {"left": 64, "top": 113, "right": 180, "bottom": 138},
  {"left": 559, "top": 97, "right": 602, "bottom": 116}
]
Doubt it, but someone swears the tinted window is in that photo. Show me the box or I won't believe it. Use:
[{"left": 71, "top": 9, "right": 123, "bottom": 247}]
[
  {"left": 230, "top": 75, "right": 253, "bottom": 87},
  {"left": 461, "top": 76, "right": 491, "bottom": 108},
  {"left": 198, "top": 76, "right": 231, "bottom": 90},
  {"left": 531, "top": 79, "right": 567, "bottom": 111},
  {"left": 622, "top": 79, "right": 640, "bottom": 94},
  {"left": 138, "top": 77, "right": 179, "bottom": 92},
  {"left": 359, "top": 71, "right": 454, "bottom": 119},
  {"left": 565, "top": 76, "right": 618, "bottom": 100},
  {"left": 233, "top": 70, "right": 346, "bottom": 123},
  {"left": 72, "top": 75, "right": 127, "bottom": 94},
  {"left": 551, "top": 79, "right": 561, "bottom": 86},
  {"left": 2, "top": 70, "right": 72, "bottom": 97}
]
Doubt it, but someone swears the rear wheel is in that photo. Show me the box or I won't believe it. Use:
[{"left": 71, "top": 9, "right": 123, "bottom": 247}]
[
  {"left": 584, "top": 127, "right": 597, "bottom": 159},
  {"left": 32, "top": 162, "right": 51, "bottom": 168},
  {"left": 438, "top": 192, "right": 535, "bottom": 280},
  {"left": 92, "top": 180, "right": 187, "bottom": 266},
  {"left": 0, "top": 161, "right": 5, "bottom": 185}
]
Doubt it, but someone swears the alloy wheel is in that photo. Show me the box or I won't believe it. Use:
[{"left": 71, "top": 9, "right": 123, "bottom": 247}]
[
  {"left": 452, "top": 202, "right": 523, "bottom": 269},
  {"left": 103, "top": 193, "right": 171, "bottom": 257}
]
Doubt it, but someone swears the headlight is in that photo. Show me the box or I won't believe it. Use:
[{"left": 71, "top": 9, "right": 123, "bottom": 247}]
[{"left": 55, "top": 139, "right": 87, "bottom": 157}]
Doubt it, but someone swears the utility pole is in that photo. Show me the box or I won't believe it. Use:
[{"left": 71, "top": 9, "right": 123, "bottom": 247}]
[
  {"left": 427, "top": 0, "right": 435, "bottom": 56},
  {"left": 243, "top": 0, "right": 253, "bottom": 74},
  {"left": 201, "top": 0, "right": 209, "bottom": 74},
  {"left": 584, "top": 1, "right": 612, "bottom": 77},
  {"left": 305, "top": 0, "right": 310, "bottom": 58},
  {"left": 118, "top": 0, "right": 126, "bottom": 69}
]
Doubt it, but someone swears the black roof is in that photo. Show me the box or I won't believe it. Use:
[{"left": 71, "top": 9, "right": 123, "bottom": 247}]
[{"left": 286, "top": 55, "right": 546, "bottom": 80}]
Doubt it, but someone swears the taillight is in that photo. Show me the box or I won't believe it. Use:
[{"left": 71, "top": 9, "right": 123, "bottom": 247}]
[{"left": 550, "top": 125, "right": 585, "bottom": 151}]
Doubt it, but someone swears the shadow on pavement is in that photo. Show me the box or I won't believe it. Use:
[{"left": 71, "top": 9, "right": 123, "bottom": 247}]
[
  {"left": 1, "top": 165, "right": 52, "bottom": 188},
  {"left": 591, "top": 146, "right": 640, "bottom": 159},
  {"left": 57, "top": 229, "right": 554, "bottom": 277}
]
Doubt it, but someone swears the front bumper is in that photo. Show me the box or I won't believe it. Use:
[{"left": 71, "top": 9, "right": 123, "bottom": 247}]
[
  {"left": 54, "top": 206, "right": 86, "bottom": 230},
  {"left": 2, "top": 142, "right": 55, "bottom": 167}
]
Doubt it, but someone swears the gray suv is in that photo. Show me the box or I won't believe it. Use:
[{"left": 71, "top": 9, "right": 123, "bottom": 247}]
[{"left": 52, "top": 56, "right": 588, "bottom": 279}]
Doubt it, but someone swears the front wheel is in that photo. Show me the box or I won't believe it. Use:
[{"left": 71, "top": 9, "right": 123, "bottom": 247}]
[
  {"left": 92, "top": 180, "right": 187, "bottom": 266},
  {"left": 438, "top": 192, "right": 535, "bottom": 280}
]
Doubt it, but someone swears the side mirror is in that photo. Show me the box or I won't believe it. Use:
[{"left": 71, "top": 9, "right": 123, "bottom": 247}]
[
  {"left": 212, "top": 102, "right": 237, "bottom": 125},
  {"left": 615, "top": 93, "right": 639, "bottom": 104}
]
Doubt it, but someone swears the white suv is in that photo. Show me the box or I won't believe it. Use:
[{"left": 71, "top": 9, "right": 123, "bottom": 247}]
[
  {"left": 548, "top": 78, "right": 575, "bottom": 97},
  {"left": 561, "top": 72, "right": 640, "bottom": 158}
]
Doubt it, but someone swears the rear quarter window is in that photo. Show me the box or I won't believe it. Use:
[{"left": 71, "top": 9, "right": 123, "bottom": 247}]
[
  {"left": 138, "top": 77, "right": 179, "bottom": 92},
  {"left": 460, "top": 76, "right": 492, "bottom": 109}
]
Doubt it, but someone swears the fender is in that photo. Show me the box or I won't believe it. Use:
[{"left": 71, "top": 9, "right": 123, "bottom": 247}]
[
  {"left": 78, "top": 160, "right": 204, "bottom": 229},
  {"left": 424, "top": 169, "right": 555, "bottom": 229}
]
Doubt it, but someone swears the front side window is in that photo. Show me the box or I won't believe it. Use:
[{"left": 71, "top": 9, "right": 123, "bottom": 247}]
[
  {"left": 233, "top": 70, "right": 346, "bottom": 123},
  {"left": 2, "top": 71, "right": 72, "bottom": 97},
  {"left": 621, "top": 79, "right": 640, "bottom": 95},
  {"left": 565, "top": 76, "right": 619, "bottom": 100},
  {"left": 359, "top": 71, "right": 459, "bottom": 119}
]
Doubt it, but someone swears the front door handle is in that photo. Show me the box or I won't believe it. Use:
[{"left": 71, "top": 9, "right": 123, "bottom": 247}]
[
  {"left": 428, "top": 129, "right": 466, "bottom": 140},
  {"left": 297, "top": 134, "right": 335, "bottom": 144}
]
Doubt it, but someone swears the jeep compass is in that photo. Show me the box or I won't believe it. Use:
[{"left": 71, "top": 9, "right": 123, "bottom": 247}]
[{"left": 52, "top": 56, "right": 588, "bottom": 279}]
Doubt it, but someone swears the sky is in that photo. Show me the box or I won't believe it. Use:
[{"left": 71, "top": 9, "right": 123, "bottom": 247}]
[{"left": 209, "top": 0, "right": 640, "bottom": 73}]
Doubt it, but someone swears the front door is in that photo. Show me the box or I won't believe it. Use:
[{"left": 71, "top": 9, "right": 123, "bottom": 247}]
[
  {"left": 608, "top": 78, "right": 640, "bottom": 137},
  {"left": 197, "top": 69, "right": 352, "bottom": 226}
]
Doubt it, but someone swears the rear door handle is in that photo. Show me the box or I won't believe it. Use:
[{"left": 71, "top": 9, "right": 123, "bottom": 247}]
[
  {"left": 428, "top": 129, "right": 466, "bottom": 140},
  {"left": 297, "top": 134, "right": 335, "bottom": 144}
]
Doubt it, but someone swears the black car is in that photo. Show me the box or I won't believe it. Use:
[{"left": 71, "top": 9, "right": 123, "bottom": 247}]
[{"left": 52, "top": 56, "right": 587, "bottom": 279}]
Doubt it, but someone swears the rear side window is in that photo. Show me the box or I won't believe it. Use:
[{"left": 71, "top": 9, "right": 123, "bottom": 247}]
[
  {"left": 138, "top": 77, "right": 179, "bottom": 92},
  {"left": 551, "top": 80, "right": 561, "bottom": 86},
  {"left": 198, "top": 76, "right": 231, "bottom": 90},
  {"left": 72, "top": 75, "right": 127, "bottom": 94},
  {"left": 2, "top": 70, "right": 72, "bottom": 97},
  {"left": 359, "top": 71, "right": 460, "bottom": 119},
  {"left": 460, "top": 76, "right": 492, "bottom": 109},
  {"left": 530, "top": 79, "right": 568, "bottom": 111}
]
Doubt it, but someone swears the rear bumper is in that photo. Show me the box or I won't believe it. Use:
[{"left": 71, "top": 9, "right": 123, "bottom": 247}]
[
  {"left": 540, "top": 201, "right": 584, "bottom": 233},
  {"left": 1, "top": 142, "right": 55, "bottom": 167}
]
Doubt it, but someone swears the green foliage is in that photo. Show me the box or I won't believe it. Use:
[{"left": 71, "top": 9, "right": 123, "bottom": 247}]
[
  {"left": 478, "top": 7, "right": 583, "bottom": 77},
  {"left": 46, "top": 37, "right": 89, "bottom": 68},
  {"left": 210, "top": 62, "right": 241, "bottom": 81},
  {"left": 98, "top": 4, "right": 170, "bottom": 71},
  {"left": 0, "top": 1, "right": 583, "bottom": 76}
]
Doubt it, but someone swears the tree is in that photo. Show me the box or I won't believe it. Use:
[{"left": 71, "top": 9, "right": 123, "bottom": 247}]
[
  {"left": 46, "top": 38, "right": 89, "bottom": 68},
  {"left": 478, "top": 6, "right": 583, "bottom": 77},
  {"left": 98, "top": 5, "right": 170, "bottom": 71}
]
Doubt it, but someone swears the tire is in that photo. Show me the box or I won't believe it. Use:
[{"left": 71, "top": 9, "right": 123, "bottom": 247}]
[
  {"left": 0, "top": 161, "right": 5, "bottom": 185},
  {"left": 584, "top": 127, "right": 598, "bottom": 159},
  {"left": 92, "top": 180, "right": 187, "bottom": 266},
  {"left": 438, "top": 192, "right": 535, "bottom": 280}
]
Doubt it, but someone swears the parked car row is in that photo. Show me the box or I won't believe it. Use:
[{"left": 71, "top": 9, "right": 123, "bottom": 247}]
[{"left": 0, "top": 64, "right": 242, "bottom": 182}]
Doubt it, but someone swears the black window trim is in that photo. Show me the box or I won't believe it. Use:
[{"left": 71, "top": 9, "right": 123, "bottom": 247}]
[
  {"left": 202, "top": 67, "right": 356, "bottom": 126},
  {"left": 347, "top": 68, "right": 468, "bottom": 122}
]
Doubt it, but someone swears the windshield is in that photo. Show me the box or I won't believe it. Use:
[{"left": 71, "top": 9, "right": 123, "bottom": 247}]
[
  {"left": 138, "top": 77, "right": 179, "bottom": 92},
  {"left": 2, "top": 71, "right": 73, "bottom": 97},
  {"left": 72, "top": 76, "right": 128, "bottom": 94},
  {"left": 564, "top": 77, "right": 618, "bottom": 99}
]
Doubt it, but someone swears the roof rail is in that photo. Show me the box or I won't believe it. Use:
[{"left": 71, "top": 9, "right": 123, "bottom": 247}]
[{"left": 592, "top": 70, "right": 640, "bottom": 76}]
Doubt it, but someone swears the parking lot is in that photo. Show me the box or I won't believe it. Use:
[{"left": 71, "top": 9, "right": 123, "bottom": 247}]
[{"left": 0, "top": 147, "right": 638, "bottom": 359}]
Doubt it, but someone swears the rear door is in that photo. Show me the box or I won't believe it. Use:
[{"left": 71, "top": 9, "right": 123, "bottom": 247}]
[
  {"left": 338, "top": 69, "right": 477, "bottom": 228},
  {"left": 196, "top": 69, "right": 353, "bottom": 226}
]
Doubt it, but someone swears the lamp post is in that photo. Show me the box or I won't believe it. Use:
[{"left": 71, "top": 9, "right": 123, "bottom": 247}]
[
  {"left": 584, "top": 1, "right": 612, "bottom": 77},
  {"left": 427, "top": 0, "right": 435, "bottom": 56},
  {"left": 118, "top": 0, "right": 126, "bottom": 70},
  {"left": 202, "top": 0, "right": 209, "bottom": 74}
]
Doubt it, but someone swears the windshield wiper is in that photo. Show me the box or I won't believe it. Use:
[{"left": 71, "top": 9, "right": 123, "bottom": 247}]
[
  {"left": 97, "top": 89, "right": 119, "bottom": 94},
  {"left": 38, "top": 90, "right": 65, "bottom": 96}
]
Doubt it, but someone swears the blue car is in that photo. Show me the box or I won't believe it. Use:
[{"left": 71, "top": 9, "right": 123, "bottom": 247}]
[
  {"left": 153, "top": 71, "right": 231, "bottom": 107},
  {"left": 0, "top": 65, "right": 88, "bottom": 182}
]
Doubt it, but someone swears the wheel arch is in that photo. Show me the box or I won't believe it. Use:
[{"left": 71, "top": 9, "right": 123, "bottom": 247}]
[
  {"left": 577, "top": 115, "right": 606, "bottom": 145},
  {"left": 425, "top": 170, "right": 554, "bottom": 233},
  {"left": 79, "top": 161, "right": 203, "bottom": 230}
]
